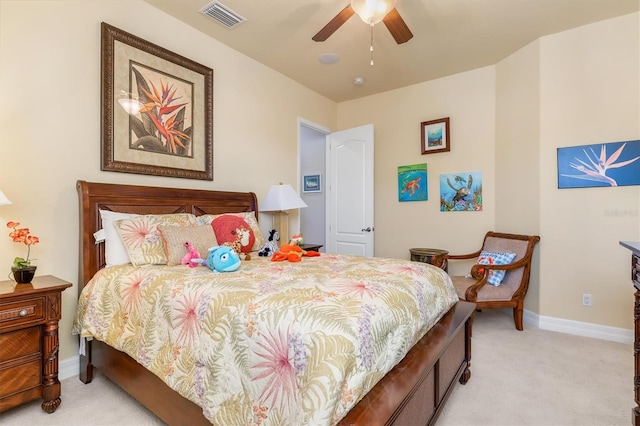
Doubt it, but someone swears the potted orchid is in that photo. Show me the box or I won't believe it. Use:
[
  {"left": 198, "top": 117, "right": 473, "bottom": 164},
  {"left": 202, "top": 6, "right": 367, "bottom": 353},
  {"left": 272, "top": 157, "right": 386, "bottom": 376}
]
[{"left": 7, "top": 221, "right": 39, "bottom": 283}]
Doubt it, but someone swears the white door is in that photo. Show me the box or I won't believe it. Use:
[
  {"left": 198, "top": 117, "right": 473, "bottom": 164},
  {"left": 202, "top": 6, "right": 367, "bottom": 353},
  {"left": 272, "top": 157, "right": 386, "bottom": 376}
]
[{"left": 326, "top": 124, "right": 374, "bottom": 256}]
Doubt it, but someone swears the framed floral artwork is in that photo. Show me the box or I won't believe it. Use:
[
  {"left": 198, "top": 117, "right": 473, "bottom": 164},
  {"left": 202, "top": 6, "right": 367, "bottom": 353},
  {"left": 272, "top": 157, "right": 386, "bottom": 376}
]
[{"left": 101, "top": 22, "right": 214, "bottom": 180}]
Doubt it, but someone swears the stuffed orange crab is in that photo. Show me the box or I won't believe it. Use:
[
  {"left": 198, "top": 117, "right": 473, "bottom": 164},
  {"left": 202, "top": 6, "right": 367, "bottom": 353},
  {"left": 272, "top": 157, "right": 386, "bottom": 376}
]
[{"left": 271, "top": 243, "right": 320, "bottom": 262}]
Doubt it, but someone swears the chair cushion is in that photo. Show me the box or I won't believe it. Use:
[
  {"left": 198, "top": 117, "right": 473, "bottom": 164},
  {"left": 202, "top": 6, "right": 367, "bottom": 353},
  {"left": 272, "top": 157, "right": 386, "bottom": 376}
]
[
  {"left": 474, "top": 250, "right": 516, "bottom": 286},
  {"left": 451, "top": 275, "right": 516, "bottom": 302}
]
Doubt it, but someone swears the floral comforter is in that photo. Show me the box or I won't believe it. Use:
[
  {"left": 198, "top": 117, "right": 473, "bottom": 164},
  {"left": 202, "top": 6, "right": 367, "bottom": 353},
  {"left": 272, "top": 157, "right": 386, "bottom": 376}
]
[{"left": 72, "top": 254, "right": 457, "bottom": 425}]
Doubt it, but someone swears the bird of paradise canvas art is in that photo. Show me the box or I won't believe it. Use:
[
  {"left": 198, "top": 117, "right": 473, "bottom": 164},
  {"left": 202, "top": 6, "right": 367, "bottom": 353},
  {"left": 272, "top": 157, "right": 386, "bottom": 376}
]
[{"left": 557, "top": 140, "right": 640, "bottom": 188}]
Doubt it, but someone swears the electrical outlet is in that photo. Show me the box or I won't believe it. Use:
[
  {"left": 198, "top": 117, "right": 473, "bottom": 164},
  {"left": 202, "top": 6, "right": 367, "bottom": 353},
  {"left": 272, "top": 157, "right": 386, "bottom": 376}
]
[{"left": 582, "top": 293, "right": 592, "bottom": 307}]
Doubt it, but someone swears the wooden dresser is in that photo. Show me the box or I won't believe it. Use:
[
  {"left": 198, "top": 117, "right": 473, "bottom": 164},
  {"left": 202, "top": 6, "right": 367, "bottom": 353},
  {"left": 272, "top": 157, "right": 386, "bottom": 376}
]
[
  {"left": 621, "top": 241, "right": 640, "bottom": 425},
  {"left": 0, "top": 275, "right": 72, "bottom": 413}
]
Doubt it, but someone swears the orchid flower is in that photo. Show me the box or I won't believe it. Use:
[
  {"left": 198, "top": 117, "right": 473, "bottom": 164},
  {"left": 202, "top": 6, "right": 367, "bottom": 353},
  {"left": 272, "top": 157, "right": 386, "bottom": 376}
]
[{"left": 7, "top": 221, "right": 39, "bottom": 269}]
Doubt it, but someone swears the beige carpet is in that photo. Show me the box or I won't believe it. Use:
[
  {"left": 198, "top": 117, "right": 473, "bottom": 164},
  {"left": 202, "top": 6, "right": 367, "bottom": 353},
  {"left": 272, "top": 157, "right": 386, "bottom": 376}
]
[{"left": 0, "top": 310, "right": 632, "bottom": 425}]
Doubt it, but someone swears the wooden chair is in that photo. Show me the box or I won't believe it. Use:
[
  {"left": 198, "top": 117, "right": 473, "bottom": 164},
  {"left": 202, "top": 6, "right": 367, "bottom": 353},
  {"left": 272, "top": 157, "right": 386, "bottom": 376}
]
[{"left": 434, "top": 232, "right": 540, "bottom": 330}]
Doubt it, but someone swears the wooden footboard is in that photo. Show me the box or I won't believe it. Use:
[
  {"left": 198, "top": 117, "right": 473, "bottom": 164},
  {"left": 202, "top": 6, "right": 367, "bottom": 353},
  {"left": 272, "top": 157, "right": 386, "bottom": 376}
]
[{"left": 339, "top": 300, "right": 474, "bottom": 425}]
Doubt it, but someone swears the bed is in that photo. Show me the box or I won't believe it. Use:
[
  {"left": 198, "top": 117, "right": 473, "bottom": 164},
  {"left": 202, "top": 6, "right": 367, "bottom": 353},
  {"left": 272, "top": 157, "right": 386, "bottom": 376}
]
[{"left": 74, "top": 180, "right": 474, "bottom": 425}]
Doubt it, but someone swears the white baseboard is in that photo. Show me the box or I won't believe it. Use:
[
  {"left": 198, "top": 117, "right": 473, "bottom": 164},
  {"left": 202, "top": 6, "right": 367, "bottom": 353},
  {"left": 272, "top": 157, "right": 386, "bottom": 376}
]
[
  {"left": 59, "top": 355, "right": 80, "bottom": 381},
  {"left": 522, "top": 309, "right": 633, "bottom": 344}
]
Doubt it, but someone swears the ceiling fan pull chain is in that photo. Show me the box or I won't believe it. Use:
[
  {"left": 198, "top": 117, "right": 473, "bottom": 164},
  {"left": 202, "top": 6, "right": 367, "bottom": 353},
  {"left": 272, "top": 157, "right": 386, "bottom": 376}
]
[{"left": 370, "top": 22, "right": 374, "bottom": 66}]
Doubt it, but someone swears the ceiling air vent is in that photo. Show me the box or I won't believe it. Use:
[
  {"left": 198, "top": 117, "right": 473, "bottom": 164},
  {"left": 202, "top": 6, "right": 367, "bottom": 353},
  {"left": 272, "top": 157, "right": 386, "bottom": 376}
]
[{"left": 199, "top": 1, "right": 246, "bottom": 29}]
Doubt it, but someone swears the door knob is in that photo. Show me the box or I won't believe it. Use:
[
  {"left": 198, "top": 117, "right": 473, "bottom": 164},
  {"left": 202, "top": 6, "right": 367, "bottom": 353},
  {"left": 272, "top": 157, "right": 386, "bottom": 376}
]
[{"left": 361, "top": 227, "right": 373, "bottom": 232}]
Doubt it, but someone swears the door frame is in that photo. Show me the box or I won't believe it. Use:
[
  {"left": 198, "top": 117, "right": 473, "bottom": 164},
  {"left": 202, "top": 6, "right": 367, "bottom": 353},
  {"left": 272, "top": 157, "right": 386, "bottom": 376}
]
[
  {"left": 298, "top": 118, "right": 375, "bottom": 256},
  {"left": 297, "top": 118, "right": 331, "bottom": 247}
]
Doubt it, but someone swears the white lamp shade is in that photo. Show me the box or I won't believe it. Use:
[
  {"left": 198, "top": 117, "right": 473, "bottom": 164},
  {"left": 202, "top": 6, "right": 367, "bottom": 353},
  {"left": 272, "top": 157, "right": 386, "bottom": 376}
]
[
  {"left": 351, "top": 0, "right": 397, "bottom": 25},
  {"left": 0, "top": 190, "right": 11, "bottom": 206},
  {"left": 260, "top": 183, "right": 307, "bottom": 212}
]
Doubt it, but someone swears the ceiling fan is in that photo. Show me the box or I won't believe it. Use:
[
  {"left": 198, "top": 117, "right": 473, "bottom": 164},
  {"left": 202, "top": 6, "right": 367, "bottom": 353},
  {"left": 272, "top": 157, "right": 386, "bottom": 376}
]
[{"left": 312, "top": 0, "right": 413, "bottom": 44}]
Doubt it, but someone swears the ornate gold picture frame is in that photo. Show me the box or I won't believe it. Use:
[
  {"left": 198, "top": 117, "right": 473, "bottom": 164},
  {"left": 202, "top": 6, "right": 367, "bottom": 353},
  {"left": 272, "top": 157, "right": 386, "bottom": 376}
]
[{"left": 101, "top": 22, "right": 213, "bottom": 180}]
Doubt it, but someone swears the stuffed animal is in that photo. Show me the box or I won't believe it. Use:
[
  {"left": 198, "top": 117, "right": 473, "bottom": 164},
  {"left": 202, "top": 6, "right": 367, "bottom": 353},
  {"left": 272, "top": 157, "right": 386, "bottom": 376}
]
[
  {"left": 211, "top": 216, "right": 255, "bottom": 254},
  {"left": 258, "top": 229, "right": 279, "bottom": 257},
  {"left": 290, "top": 233, "right": 304, "bottom": 246},
  {"left": 192, "top": 246, "right": 241, "bottom": 272},
  {"left": 181, "top": 240, "right": 202, "bottom": 268},
  {"left": 223, "top": 227, "right": 252, "bottom": 261},
  {"left": 271, "top": 243, "right": 320, "bottom": 262}
]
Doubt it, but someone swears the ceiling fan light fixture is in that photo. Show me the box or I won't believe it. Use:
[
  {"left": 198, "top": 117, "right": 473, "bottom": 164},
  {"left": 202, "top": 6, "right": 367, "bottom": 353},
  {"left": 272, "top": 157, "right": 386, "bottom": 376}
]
[{"left": 351, "top": 0, "right": 397, "bottom": 25}]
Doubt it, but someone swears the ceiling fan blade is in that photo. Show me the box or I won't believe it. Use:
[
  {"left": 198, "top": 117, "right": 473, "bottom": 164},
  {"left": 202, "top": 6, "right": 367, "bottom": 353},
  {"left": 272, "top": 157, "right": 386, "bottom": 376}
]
[
  {"left": 382, "top": 8, "right": 413, "bottom": 44},
  {"left": 312, "top": 4, "right": 355, "bottom": 42}
]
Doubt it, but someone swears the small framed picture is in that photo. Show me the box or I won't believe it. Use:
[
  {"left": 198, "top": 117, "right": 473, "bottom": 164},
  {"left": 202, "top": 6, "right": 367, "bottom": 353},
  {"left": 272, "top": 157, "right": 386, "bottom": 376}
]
[
  {"left": 303, "top": 174, "right": 322, "bottom": 193},
  {"left": 421, "top": 117, "right": 450, "bottom": 155}
]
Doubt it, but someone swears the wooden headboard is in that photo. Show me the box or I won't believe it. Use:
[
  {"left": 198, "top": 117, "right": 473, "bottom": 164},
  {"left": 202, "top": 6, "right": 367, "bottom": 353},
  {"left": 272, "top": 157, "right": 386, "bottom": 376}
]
[{"left": 76, "top": 180, "right": 258, "bottom": 293}]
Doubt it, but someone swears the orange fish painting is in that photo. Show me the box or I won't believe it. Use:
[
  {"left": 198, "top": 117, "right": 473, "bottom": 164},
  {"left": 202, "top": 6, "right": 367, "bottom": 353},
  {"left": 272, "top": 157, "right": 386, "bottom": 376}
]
[{"left": 398, "top": 164, "right": 427, "bottom": 202}]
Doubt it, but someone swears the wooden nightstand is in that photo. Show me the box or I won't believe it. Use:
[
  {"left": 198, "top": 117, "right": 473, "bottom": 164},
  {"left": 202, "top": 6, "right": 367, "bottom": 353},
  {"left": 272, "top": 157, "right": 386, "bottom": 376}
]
[
  {"left": 300, "top": 243, "right": 323, "bottom": 252},
  {"left": 0, "top": 275, "right": 72, "bottom": 413}
]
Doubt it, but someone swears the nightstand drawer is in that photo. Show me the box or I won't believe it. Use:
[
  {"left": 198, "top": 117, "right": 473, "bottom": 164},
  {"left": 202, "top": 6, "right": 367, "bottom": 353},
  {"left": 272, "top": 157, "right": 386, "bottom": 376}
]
[
  {"left": 0, "top": 328, "right": 41, "bottom": 363},
  {"left": 0, "top": 297, "right": 45, "bottom": 330},
  {"left": 0, "top": 358, "right": 41, "bottom": 398}
]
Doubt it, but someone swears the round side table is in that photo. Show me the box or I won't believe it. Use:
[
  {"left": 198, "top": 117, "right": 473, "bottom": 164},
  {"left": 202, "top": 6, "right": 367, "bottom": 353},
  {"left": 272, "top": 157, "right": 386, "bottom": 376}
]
[{"left": 409, "top": 248, "right": 449, "bottom": 272}]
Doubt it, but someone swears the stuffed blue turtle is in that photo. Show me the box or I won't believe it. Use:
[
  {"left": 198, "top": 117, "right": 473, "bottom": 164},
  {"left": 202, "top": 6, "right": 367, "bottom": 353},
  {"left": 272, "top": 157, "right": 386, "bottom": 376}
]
[{"left": 193, "top": 246, "right": 241, "bottom": 272}]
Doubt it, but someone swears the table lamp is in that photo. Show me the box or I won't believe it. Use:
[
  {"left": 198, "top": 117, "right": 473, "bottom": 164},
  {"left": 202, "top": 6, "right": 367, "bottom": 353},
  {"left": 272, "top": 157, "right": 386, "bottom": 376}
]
[
  {"left": 260, "top": 183, "right": 307, "bottom": 244},
  {"left": 0, "top": 190, "right": 11, "bottom": 206}
]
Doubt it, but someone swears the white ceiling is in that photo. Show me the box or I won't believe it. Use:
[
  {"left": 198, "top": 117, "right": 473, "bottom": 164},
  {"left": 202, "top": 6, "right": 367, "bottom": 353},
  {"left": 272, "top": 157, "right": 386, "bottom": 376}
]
[{"left": 143, "top": 0, "right": 639, "bottom": 102}]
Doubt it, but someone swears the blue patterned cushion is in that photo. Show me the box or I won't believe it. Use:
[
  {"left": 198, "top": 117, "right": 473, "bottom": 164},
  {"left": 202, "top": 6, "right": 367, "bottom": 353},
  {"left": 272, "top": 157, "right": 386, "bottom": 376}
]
[{"left": 477, "top": 250, "right": 517, "bottom": 286}]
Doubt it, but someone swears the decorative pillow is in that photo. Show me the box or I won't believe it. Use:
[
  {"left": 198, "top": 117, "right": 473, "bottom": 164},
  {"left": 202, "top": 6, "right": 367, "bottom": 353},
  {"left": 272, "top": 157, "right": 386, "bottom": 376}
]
[
  {"left": 197, "top": 212, "right": 264, "bottom": 252},
  {"left": 158, "top": 225, "right": 218, "bottom": 266},
  {"left": 212, "top": 215, "right": 255, "bottom": 254},
  {"left": 476, "top": 250, "right": 517, "bottom": 286},
  {"left": 99, "top": 210, "right": 139, "bottom": 267},
  {"left": 114, "top": 214, "right": 198, "bottom": 266}
]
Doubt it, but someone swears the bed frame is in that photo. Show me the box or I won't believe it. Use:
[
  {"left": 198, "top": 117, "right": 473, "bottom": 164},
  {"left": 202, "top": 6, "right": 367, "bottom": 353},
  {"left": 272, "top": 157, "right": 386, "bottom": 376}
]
[{"left": 77, "top": 180, "right": 474, "bottom": 425}]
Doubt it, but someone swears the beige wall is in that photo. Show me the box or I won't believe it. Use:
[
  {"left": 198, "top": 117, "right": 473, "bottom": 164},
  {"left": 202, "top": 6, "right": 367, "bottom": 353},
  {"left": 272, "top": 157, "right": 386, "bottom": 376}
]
[
  {"left": 0, "top": 0, "right": 336, "bottom": 361},
  {"left": 338, "top": 12, "right": 639, "bottom": 330},
  {"left": 337, "top": 66, "right": 497, "bottom": 276},
  {"left": 538, "top": 14, "right": 640, "bottom": 327},
  {"left": 495, "top": 41, "right": 542, "bottom": 313}
]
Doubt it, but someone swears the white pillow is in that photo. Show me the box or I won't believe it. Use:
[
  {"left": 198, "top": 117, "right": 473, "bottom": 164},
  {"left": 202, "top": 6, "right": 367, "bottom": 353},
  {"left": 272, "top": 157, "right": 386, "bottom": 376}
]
[{"left": 99, "top": 210, "right": 138, "bottom": 267}]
